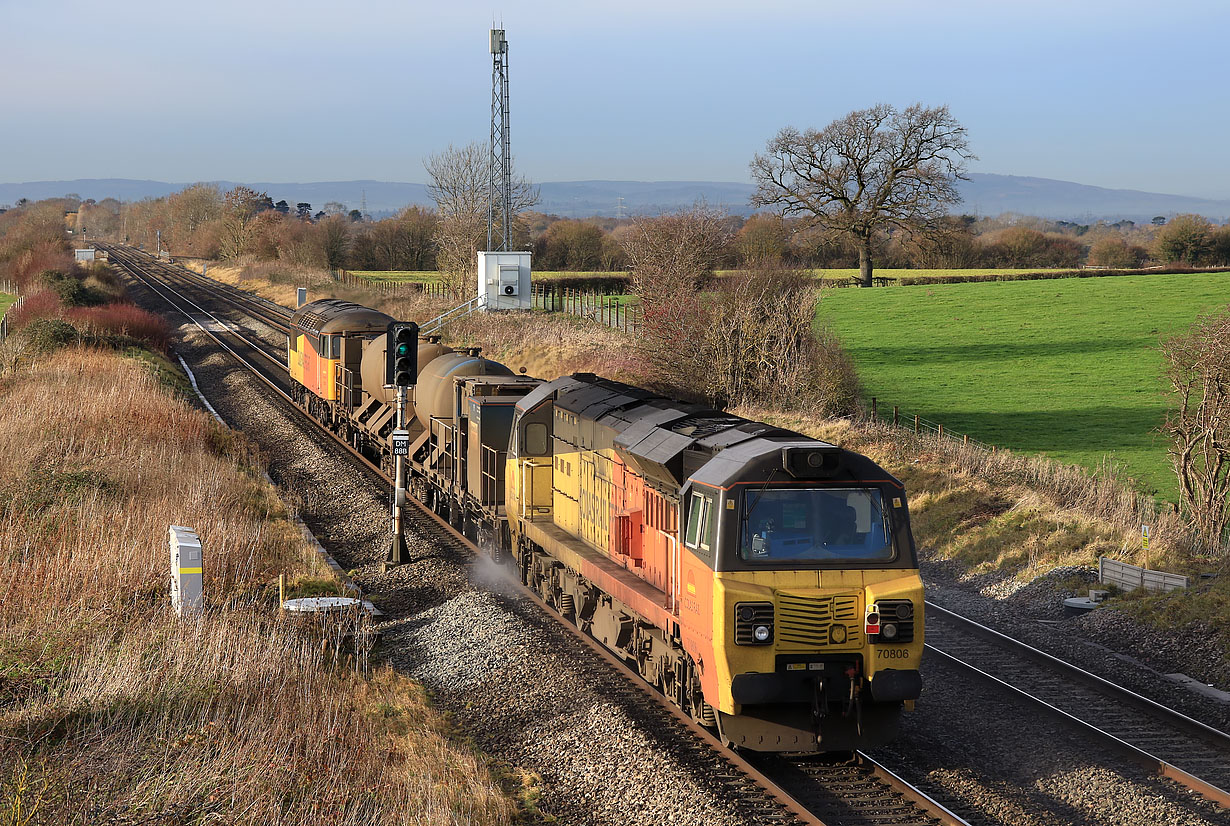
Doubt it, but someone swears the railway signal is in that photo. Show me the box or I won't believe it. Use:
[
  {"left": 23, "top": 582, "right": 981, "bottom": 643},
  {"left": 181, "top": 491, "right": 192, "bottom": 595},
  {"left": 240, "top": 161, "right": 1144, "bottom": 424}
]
[
  {"left": 385, "top": 322, "right": 419, "bottom": 388},
  {"left": 384, "top": 320, "right": 417, "bottom": 569}
]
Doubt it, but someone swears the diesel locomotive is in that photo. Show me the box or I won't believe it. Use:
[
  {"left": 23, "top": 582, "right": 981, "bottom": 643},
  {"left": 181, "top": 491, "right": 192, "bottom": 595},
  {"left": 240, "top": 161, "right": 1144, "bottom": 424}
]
[{"left": 288, "top": 298, "right": 924, "bottom": 752}]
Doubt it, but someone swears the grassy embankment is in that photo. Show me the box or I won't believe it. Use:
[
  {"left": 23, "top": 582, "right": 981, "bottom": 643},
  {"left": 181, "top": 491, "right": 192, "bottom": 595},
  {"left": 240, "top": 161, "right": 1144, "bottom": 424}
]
[
  {"left": 0, "top": 274, "right": 514, "bottom": 822},
  {"left": 0, "top": 292, "right": 15, "bottom": 317},
  {"left": 817, "top": 271, "right": 1230, "bottom": 500}
]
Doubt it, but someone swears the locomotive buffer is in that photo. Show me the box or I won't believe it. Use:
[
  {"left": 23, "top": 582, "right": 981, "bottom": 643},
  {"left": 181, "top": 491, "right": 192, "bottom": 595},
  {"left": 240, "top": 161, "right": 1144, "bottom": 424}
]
[{"left": 384, "top": 321, "right": 418, "bottom": 570}]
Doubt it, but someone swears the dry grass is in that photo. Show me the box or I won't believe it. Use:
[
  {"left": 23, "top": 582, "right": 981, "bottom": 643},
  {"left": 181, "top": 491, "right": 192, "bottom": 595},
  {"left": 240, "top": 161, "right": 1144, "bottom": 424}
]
[
  {"left": 737, "top": 409, "right": 1203, "bottom": 583},
  {"left": 178, "top": 259, "right": 337, "bottom": 309},
  {"left": 0, "top": 349, "right": 513, "bottom": 825},
  {"left": 444, "top": 310, "right": 646, "bottom": 382}
]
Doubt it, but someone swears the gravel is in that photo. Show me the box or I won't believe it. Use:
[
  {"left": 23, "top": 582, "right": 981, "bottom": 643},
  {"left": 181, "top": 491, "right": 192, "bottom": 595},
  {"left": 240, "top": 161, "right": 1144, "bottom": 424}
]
[
  {"left": 871, "top": 653, "right": 1230, "bottom": 826},
  {"left": 921, "top": 557, "right": 1230, "bottom": 732}
]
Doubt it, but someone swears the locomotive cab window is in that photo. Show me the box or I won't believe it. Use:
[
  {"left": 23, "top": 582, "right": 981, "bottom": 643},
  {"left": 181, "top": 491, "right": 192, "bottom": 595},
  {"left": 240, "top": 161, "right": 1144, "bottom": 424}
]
[
  {"left": 741, "top": 487, "right": 893, "bottom": 563},
  {"left": 524, "top": 422, "right": 549, "bottom": 456},
  {"left": 685, "top": 492, "right": 713, "bottom": 551}
]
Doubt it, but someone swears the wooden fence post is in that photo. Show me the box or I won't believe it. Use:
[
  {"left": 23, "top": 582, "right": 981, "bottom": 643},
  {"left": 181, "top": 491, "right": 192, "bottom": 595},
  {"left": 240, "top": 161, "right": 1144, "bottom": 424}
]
[
  {"left": 893, "top": 406, "right": 899, "bottom": 426},
  {"left": 914, "top": 415, "right": 919, "bottom": 434},
  {"left": 938, "top": 424, "right": 944, "bottom": 440},
  {"left": 871, "top": 397, "right": 877, "bottom": 420}
]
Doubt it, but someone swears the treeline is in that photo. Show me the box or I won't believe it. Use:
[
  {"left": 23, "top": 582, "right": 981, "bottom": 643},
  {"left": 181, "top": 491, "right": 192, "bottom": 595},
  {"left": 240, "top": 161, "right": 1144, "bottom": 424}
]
[{"left": 44, "top": 183, "right": 1230, "bottom": 272}]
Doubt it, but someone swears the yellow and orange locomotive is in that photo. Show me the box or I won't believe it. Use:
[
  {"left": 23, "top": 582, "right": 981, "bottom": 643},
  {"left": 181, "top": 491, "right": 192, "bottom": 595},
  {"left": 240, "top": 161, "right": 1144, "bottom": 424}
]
[{"left": 289, "top": 299, "right": 924, "bottom": 751}]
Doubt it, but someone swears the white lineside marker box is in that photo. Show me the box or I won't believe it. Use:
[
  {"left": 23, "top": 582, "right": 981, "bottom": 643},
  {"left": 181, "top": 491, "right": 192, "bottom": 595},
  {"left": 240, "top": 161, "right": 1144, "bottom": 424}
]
[{"left": 169, "top": 525, "right": 204, "bottom": 616}]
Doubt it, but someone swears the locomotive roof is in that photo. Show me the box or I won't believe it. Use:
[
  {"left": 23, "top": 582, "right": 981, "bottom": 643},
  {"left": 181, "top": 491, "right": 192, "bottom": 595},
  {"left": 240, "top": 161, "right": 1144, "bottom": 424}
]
[
  {"left": 291, "top": 299, "right": 393, "bottom": 336},
  {"left": 512, "top": 372, "right": 895, "bottom": 491}
]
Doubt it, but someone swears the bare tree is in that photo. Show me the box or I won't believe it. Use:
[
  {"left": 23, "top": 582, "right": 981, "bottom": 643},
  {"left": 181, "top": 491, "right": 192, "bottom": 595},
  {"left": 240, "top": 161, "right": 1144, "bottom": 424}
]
[
  {"left": 751, "top": 103, "right": 973, "bottom": 287},
  {"left": 1162, "top": 308, "right": 1230, "bottom": 554},
  {"left": 619, "top": 207, "right": 855, "bottom": 413},
  {"left": 218, "top": 186, "right": 268, "bottom": 261},
  {"left": 318, "top": 215, "right": 351, "bottom": 270},
  {"left": 704, "top": 267, "right": 859, "bottom": 414},
  {"left": 425, "top": 141, "right": 537, "bottom": 299},
  {"left": 621, "top": 204, "right": 731, "bottom": 300}
]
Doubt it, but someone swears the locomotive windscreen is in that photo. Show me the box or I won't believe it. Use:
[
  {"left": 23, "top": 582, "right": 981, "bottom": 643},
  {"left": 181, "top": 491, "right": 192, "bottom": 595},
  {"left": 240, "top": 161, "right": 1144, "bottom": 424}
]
[{"left": 740, "top": 487, "right": 894, "bottom": 563}]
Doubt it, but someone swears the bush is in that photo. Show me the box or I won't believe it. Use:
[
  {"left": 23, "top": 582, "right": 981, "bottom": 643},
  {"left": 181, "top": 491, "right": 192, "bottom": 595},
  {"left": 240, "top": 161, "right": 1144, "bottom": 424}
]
[
  {"left": 64, "top": 303, "right": 170, "bottom": 350},
  {"left": 8, "top": 289, "right": 60, "bottom": 327},
  {"left": 39, "top": 269, "right": 106, "bottom": 307},
  {"left": 23, "top": 318, "right": 80, "bottom": 352}
]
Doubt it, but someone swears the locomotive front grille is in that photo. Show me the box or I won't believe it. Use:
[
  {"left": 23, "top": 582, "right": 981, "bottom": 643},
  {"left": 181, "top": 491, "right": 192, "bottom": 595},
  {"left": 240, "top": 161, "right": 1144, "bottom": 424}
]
[{"left": 775, "top": 592, "right": 861, "bottom": 650}]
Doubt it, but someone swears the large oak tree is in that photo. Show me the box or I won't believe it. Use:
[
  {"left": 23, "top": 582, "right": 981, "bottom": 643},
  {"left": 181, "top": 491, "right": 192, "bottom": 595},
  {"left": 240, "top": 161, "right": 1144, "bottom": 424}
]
[{"left": 751, "top": 103, "right": 973, "bottom": 287}]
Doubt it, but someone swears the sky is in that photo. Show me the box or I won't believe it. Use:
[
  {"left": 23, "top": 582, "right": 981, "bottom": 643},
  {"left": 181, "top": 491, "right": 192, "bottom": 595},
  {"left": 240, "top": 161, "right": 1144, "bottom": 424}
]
[{"left": 2, "top": 0, "right": 1228, "bottom": 198}]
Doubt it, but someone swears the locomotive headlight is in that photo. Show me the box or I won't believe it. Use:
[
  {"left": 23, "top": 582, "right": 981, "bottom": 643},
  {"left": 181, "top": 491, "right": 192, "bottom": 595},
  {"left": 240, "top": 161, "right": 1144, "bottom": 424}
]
[
  {"left": 881, "top": 622, "right": 899, "bottom": 641},
  {"left": 735, "top": 602, "right": 774, "bottom": 645}
]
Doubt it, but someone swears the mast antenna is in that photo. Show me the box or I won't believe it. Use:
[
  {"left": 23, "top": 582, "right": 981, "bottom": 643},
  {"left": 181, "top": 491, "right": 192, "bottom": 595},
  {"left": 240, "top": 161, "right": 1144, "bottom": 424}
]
[{"left": 488, "top": 28, "right": 512, "bottom": 251}]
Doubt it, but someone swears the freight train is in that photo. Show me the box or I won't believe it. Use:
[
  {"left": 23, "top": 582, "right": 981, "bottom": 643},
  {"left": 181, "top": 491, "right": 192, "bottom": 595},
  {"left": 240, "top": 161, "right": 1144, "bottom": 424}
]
[{"left": 287, "top": 298, "right": 924, "bottom": 752}]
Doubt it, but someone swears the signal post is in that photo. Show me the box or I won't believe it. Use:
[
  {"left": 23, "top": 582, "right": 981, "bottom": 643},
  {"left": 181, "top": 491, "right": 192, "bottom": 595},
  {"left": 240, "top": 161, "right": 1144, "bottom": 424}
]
[{"left": 384, "top": 321, "right": 418, "bottom": 570}]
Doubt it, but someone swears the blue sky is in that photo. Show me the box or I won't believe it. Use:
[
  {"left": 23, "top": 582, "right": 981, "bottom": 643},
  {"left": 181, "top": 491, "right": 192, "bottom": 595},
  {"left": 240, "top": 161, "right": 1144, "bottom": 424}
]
[{"left": 3, "top": 0, "right": 1228, "bottom": 197}]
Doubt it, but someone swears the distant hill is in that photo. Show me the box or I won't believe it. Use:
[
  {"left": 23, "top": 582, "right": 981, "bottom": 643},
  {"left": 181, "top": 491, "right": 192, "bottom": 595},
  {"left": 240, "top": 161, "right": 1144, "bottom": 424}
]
[
  {"left": 2, "top": 174, "right": 1228, "bottom": 223},
  {"left": 958, "top": 174, "right": 1230, "bottom": 223}
]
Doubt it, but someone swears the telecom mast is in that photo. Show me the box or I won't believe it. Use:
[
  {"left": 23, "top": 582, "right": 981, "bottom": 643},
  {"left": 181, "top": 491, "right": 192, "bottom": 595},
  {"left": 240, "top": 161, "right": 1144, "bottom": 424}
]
[{"left": 488, "top": 28, "right": 512, "bottom": 251}]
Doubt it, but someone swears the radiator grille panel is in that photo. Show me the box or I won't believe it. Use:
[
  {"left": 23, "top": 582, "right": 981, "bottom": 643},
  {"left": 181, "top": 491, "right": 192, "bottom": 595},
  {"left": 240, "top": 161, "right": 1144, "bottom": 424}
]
[{"left": 776, "top": 592, "right": 861, "bottom": 650}]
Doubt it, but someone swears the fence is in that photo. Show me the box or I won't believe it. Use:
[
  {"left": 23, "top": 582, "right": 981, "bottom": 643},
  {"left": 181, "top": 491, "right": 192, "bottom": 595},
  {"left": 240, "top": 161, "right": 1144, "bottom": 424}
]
[
  {"left": 332, "top": 270, "right": 436, "bottom": 298},
  {"left": 0, "top": 282, "right": 22, "bottom": 344},
  {"left": 855, "top": 394, "right": 1208, "bottom": 548},
  {"left": 530, "top": 283, "right": 642, "bottom": 334},
  {"left": 1099, "top": 557, "right": 1189, "bottom": 593},
  {"left": 862, "top": 397, "right": 997, "bottom": 452}
]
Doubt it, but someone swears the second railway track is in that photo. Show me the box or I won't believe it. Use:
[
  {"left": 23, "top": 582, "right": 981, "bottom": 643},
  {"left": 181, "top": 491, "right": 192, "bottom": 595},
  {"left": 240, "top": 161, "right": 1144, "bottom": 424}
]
[{"left": 924, "top": 602, "right": 1230, "bottom": 808}]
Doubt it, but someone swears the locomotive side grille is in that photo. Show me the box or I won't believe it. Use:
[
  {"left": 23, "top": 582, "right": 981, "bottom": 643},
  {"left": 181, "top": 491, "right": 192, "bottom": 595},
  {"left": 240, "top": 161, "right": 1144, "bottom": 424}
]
[{"left": 776, "top": 592, "right": 861, "bottom": 650}]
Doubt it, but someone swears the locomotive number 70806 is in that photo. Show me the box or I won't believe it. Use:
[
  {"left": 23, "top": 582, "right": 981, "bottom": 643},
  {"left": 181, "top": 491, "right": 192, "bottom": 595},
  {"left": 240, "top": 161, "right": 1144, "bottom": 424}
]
[{"left": 876, "top": 648, "right": 911, "bottom": 659}]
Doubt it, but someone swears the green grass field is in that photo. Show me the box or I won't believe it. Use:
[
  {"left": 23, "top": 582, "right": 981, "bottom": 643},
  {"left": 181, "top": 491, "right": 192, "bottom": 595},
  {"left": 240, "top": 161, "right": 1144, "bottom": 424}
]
[
  {"left": 798, "top": 267, "right": 1054, "bottom": 282},
  {"left": 0, "top": 292, "right": 15, "bottom": 318},
  {"left": 347, "top": 271, "right": 438, "bottom": 283},
  {"left": 816, "top": 272, "right": 1230, "bottom": 498}
]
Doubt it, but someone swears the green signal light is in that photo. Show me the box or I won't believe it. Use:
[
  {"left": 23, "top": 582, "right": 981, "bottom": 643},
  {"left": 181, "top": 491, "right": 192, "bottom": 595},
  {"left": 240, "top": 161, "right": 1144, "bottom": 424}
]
[{"left": 396, "top": 343, "right": 411, "bottom": 357}]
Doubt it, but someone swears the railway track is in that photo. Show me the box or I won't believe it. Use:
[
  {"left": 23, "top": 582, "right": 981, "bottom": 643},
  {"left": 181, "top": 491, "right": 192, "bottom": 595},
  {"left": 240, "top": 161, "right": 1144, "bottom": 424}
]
[
  {"left": 99, "top": 243, "right": 293, "bottom": 339},
  {"left": 924, "top": 602, "right": 1230, "bottom": 809},
  {"left": 112, "top": 246, "right": 971, "bottom": 826}
]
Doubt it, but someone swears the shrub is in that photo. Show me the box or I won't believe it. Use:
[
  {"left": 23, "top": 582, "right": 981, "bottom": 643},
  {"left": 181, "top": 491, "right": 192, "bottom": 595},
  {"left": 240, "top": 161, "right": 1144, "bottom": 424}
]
[
  {"left": 40, "top": 268, "right": 105, "bottom": 307},
  {"left": 23, "top": 318, "right": 80, "bottom": 352},
  {"left": 7, "top": 242, "right": 74, "bottom": 289},
  {"left": 1088, "top": 236, "right": 1143, "bottom": 269},
  {"left": 8, "top": 289, "right": 60, "bottom": 327},
  {"left": 64, "top": 303, "right": 171, "bottom": 350}
]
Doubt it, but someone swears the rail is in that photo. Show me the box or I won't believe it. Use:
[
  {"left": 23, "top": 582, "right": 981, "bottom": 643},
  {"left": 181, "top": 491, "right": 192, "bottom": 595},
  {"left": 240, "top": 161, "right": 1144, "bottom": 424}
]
[{"left": 419, "top": 294, "right": 486, "bottom": 336}]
